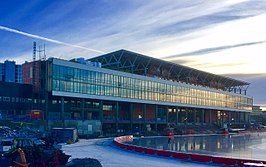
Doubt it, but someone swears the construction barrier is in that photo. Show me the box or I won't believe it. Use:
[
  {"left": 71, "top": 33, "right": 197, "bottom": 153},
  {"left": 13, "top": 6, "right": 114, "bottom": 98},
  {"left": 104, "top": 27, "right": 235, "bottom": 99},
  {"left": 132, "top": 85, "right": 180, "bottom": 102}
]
[
  {"left": 119, "top": 143, "right": 127, "bottom": 149},
  {"left": 144, "top": 148, "right": 157, "bottom": 155},
  {"left": 113, "top": 135, "right": 266, "bottom": 167},
  {"left": 157, "top": 150, "right": 172, "bottom": 157},
  {"left": 212, "top": 157, "right": 237, "bottom": 166},
  {"left": 134, "top": 146, "right": 145, "bottom": 153},
  {"left": 126, "top": 145, "right": 134, "bottom": 151},
  {"left": 172, "top": 152, "right": 191, "bottom": 160},
  {"left": 190, "top": 154, "right": 212, "bottom": 163}
]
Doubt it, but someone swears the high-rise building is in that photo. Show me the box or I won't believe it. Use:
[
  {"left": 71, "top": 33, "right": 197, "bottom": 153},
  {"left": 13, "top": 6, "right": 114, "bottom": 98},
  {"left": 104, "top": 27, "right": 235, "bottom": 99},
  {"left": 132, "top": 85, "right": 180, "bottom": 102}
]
[
  {"left": 0, "top": 63, "right": 3, "bottom": 81},
  {"left": 0, "top": 60, "right": 22, "bottom": 83},
  {"left": 4, "top": 60, "right": 16, "bottom": 82},
  {"left": 16, "top": 64, "right": 22, "bottom": 83}
]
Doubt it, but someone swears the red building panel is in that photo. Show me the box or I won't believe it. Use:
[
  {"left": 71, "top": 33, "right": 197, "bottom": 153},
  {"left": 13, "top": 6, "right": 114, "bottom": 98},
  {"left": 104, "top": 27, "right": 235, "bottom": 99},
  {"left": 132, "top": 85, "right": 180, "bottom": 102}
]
[{"left": 22, "top": 61, "right": 40, "bottom": 93}]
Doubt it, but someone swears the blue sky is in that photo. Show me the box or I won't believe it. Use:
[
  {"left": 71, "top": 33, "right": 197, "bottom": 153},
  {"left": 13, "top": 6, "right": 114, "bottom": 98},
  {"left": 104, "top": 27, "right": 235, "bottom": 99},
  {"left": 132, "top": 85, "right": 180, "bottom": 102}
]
[{"left": 0, "top": 0, "right": 266, "bottom": 109}]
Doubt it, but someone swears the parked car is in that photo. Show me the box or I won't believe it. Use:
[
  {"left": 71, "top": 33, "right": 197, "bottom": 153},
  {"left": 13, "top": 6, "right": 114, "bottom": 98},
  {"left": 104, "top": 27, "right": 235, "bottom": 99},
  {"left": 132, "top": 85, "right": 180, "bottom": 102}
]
[{"left": 0, "top": 138, "right": 14, "bottom": 153}]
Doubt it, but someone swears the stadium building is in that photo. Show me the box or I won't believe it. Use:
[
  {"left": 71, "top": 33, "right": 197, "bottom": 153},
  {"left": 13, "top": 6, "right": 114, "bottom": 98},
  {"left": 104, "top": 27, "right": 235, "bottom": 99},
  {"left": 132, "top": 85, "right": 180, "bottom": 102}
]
[{"left": 23, "top": 50, "right": 253, "bottom": 135}]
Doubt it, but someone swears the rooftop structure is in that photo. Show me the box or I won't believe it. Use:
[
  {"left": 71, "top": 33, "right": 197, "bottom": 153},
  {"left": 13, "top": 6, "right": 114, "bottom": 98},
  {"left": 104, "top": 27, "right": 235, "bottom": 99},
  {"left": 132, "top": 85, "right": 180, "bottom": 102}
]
[{"left": 89, "top": 50, "right": 249, "bottom": 95}]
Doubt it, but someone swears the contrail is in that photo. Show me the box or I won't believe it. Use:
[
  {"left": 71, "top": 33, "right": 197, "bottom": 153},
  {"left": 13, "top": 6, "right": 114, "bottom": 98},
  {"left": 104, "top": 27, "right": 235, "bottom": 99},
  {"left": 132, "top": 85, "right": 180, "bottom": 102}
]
[
  {"left": 162, "top": 40, "right": 266, "bottom": 60},
  {"left": 0, "top": 25, "right": 105, "bottom": 54}
]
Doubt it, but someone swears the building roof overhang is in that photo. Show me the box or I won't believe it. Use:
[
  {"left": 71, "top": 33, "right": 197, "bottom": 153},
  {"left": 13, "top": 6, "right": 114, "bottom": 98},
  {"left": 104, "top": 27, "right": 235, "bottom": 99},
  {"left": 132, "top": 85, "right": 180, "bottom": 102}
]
[{"left": 89, "top": 49, "right": 250, "bottom": 92}]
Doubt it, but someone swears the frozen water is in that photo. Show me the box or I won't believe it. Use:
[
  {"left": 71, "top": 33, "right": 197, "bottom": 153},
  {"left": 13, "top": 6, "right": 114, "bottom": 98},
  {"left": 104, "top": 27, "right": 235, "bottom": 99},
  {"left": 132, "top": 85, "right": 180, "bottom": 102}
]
[
  {"left": 62, "top": 138, "right": 215, "bottom": 167},
  {"left": 131, "top": 133, "right": 266, "bottom": 160},
  {"left": 62, "top": 133, "right": 266, "bottom": 167}
]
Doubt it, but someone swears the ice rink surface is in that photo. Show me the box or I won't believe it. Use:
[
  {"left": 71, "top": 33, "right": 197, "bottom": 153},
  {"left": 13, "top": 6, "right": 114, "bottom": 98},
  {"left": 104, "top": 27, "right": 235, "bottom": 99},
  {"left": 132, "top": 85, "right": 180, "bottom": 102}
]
[
  {"left": 62, "top": 138, "right": 219, "bottom": 167},
  {"left": 130, "top": 134, "right": 266, "bottom": 160}
]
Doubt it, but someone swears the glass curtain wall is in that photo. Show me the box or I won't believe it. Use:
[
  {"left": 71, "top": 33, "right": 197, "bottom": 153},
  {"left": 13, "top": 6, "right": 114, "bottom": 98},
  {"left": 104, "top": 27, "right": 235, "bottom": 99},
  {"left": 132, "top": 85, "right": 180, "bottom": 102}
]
[{"left": 52, "top": 64, "right": 252, "bottom": 111}]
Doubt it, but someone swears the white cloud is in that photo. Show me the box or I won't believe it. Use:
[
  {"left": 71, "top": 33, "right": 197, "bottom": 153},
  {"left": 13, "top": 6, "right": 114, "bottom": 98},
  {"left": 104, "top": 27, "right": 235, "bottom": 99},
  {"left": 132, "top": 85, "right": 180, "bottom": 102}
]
[
  {"left": 163, "top": 13, "right": 266, "bottom": 74},
  {"left": 1, "top": 0, "right": 266, "bottom": 74},
  {"left": 168, "top": 42, "right": 266, "bottom": 74}
]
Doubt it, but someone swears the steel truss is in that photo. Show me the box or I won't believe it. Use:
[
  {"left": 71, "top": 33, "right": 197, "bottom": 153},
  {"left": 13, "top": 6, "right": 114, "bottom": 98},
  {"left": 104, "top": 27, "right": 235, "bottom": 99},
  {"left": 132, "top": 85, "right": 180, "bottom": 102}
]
[{"left": 89, "top": 50, "right": 249, "bottom": 95}]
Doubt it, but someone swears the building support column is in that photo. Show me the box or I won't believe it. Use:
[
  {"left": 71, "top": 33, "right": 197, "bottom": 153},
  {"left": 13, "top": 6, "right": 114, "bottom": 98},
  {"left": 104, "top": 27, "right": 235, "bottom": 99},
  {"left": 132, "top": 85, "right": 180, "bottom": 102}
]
[
  {"left": 81, "top": 99, "right": 85, "bottom": 120},
  {"left": 176, "top": 107, "right": 179, "bottom": 125},
  {"left": 165, "top": 106, "right": 169, "bottom": 124},
  {"left": 185, "top": 108, "right": 188, "bottom": 134},
  {"left": 231, "top": 111, "right": 234, "bottom": 123},
  {"left": 115, "top": 102, "right": 119, "bottom": 133},
  {"left": 239, "top": 112, "right": 241, "bottom": 124},
  {"left": 227, "top": 111, "right": 232, "bottom": 129},
  {"left": 99, "top": 101, "right": 103, "bottom": 121},
  {"left": 247, "top": 112, "right": 250, "bottom": 124},
  {"left": 45, "top": 93, "right": 49, "bottom": 121},
  {"left": 221, "top": 111, "right": 224, "bottom": 127},
  {"left": 61, "top": 97, "right": 64, "bottom": 120},
  {"left": 201, "top": 109, "right": 204, "bottom": 125},
  {"left": 243, "top": 112, "right": 246, "bottom": 125},
  {"left": 155, "top": 105, "right": 158, "bottom": 131},
  {"left": 216, "top": 111, "right": 219, "bottom": 126},
  {"left": 193, "top": 109, "right": 196, "bottom": 124},
  {"left": 209, "top": 110, "right": 212, "bottom": 125},
  {"left": 99, "top": 100, "right": 103, "bottom": 135},
  {"left": 228, "top": 111, "right": 231, "bottom": 126},
  {"left": 130, "top": 103, "right": 133, "bottom": 132},
  {"left": 61, "top": 97, "right": 65, "bottom": 127},
  {"left": 143, "top": 104, "right": 146, "bottom": 127},
  {"left": 236, "top": 111, "right": 240, "bottom": 124},
  {"left": 185, "top": 108, "right": 188, "bottom": 125}
]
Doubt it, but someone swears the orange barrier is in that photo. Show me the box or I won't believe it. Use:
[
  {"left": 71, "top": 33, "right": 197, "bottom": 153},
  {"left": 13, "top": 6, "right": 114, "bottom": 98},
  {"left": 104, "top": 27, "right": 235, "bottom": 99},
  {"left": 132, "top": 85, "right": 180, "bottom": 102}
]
[
  {"left": 13, "top": 148, "right": 28, "bottom": 167},
  {"left": 114, "top": 135, "right": 133, "bottom": 143},
  {"left": 157, "top": 150, "right": 172, "bottom": 157},
  {"left": 144, "top": 148, "right": 157, "bottom": 155}
]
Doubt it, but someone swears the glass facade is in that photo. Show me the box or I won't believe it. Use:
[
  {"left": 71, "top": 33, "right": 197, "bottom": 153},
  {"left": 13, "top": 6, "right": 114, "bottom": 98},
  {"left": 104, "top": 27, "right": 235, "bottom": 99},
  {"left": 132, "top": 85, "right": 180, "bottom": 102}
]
[
  {"left": 0, "top": 63, "right": 2, "bottom": 81},
  {"left": 51, "top": 63, "right": 253, "bottom": 111},
  {"left": 16, "top": 65, "right": 22, "bottom": 83},
  {"left": 0, "top": 61, "right": 22, "bottom": 83},
  {"left": 4, "top": 60, "right": 16, "bottom": 82}
]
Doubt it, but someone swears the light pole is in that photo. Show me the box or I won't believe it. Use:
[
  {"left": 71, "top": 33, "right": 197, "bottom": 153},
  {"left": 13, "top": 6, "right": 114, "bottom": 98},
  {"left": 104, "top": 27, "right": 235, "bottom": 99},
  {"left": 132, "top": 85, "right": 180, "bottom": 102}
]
[{"left": 138, "top": 114, "right": 142, "bottom": 135}]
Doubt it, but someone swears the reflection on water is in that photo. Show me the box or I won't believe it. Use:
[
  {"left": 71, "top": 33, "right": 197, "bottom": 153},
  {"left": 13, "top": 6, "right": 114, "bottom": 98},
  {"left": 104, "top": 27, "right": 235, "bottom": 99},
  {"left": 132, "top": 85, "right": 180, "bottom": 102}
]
[{"left": 130, "top": 134, "right": 265, "bottom": 159}]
